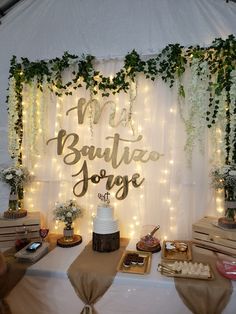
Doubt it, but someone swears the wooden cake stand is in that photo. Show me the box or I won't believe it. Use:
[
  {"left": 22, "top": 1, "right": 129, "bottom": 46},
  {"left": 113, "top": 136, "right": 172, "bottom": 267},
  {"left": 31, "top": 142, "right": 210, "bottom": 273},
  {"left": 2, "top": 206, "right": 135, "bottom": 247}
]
[
  {"left": 218, "top": 217, "right": 236, "bottom": 229},
  {"left": 3, "top": 209, "right": 27, "bottom": 219},
  {"left": 57, "top": 235, "right": 82, "bottom": 248}
]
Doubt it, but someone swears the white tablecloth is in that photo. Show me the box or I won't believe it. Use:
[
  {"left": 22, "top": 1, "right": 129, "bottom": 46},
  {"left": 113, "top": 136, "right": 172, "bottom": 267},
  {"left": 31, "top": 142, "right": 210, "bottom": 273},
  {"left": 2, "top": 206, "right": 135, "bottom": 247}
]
[{"left": 6, "top": 239, "right": 236, "bottom": 314}]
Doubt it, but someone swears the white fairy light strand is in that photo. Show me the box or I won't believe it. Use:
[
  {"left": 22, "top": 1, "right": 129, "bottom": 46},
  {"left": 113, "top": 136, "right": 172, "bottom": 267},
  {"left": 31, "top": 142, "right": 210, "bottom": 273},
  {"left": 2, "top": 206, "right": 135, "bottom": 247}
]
[
  {"left": 8, "top": 77, "right": 19, "bottom": 164},
  {"left": 178, "top": 58, "right": 209, "bottom": 165},
  {"left": 229, "top": 70, "right": 236, "bottom": 163}
]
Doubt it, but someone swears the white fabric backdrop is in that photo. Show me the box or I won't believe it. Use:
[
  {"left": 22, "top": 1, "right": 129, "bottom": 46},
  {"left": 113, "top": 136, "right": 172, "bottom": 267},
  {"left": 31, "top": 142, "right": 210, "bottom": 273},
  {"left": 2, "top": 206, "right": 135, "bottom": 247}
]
[
  {"left": 0, "top": 0, "right": 236, "bottom": 239},
  {"left": 19, "top": 59, "right": 213, "bottom": 239}
]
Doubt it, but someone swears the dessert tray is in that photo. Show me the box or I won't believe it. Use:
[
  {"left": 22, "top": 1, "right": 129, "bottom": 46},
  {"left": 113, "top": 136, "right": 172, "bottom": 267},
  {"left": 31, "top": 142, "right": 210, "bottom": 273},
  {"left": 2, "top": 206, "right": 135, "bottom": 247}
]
[
  {"left": 162, "top": 240, "right": 192, "bottom": 261},
  {"left": 158, "top": 260, "right": 214, "bottom": 280},
  {"left": 117, "top": 250, "right": 152, "bottom": 275}
]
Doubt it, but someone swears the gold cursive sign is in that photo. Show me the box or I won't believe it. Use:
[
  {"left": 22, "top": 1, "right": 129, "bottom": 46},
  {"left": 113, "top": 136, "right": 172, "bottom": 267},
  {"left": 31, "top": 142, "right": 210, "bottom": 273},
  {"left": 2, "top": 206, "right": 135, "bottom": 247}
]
[
  {"left": 66, "top": 97, "right": 129, "bottom": 127},
  {"left": 72, "top": 161, "right": 144, "bottom": 200},
  {"left": 47, "top": 130, "right": 164, "bottom": 200},
  {"left": 47, "top": 130, "right": 163, "bottom": 169}
]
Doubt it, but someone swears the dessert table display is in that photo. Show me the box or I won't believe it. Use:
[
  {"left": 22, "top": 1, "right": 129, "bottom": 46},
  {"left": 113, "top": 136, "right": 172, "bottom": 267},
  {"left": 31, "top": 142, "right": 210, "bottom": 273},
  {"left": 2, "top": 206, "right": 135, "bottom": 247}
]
[{"left": 4, "top": 237, "right": 236, "bottom": 314}]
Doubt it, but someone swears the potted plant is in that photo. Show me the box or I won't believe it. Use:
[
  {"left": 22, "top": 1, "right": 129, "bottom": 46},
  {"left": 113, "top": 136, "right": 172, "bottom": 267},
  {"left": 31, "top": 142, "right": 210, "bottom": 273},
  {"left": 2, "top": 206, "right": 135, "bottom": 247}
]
[
  {"left": 0, "top": 164, "right": 31, "bottom": 218},
  {"left": 210, "top": 164, "right": 236, "bottom": 227},
  {"left": 53, "top": 199, "right": 82, "bottom": 242}
]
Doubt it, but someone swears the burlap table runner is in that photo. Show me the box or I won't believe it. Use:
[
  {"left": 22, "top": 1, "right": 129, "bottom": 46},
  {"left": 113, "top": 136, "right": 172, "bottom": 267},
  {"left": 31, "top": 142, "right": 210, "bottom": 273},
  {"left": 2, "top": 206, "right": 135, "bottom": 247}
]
[
  {"left": 174, "top": 246, "right": 233, "bottom": 314},
  {"left": 67, "top": 238, "right": 129, "bottom": 314}
]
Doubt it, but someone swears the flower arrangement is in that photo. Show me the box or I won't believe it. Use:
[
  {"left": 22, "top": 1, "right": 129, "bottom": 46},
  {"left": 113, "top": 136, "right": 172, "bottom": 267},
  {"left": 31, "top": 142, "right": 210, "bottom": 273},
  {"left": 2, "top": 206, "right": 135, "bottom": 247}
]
[
  {"left": 53, "top": 199, "right": 82, "bottom": 229},
  {"left": 210, "top": 164, "right": 236, "bottom": 221},
  {"left": 0, "top": 165, "right": 31, "bottom": 189},
  {"left": 210, "top": 164, "right": 236, "bottom": 191},
  {"left": 7, "top": 35, "right": 236, "bottom": 165}
]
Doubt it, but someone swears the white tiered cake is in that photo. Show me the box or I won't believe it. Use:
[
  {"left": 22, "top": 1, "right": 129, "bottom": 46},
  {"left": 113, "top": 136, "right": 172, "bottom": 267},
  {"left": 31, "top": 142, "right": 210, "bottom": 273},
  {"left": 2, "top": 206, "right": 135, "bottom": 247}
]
[
  {"left": 92, "top": 195, "right": 120, "bottom": 252},
  {"left": 93, "top": 204, "right": 119, "bottom": 234}
]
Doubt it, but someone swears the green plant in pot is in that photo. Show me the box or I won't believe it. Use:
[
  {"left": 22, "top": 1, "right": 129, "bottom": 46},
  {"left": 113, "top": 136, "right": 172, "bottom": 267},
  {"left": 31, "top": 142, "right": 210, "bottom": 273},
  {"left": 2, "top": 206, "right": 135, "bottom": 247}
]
[{"left": 210, "top": 164, "right": 236, "bottom": 227}]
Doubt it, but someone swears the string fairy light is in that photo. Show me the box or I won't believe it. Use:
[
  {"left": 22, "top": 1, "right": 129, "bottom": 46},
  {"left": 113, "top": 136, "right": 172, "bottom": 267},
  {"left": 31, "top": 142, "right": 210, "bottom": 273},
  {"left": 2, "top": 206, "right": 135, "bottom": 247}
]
[{"left": 16, "top": 60, "right": 185, "bottom": 238}]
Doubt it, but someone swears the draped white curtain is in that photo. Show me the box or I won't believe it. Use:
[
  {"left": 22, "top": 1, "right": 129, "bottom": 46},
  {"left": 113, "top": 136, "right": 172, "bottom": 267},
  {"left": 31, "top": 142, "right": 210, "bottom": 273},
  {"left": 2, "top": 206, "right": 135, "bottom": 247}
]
[{"left": 21, "top": 58, "right": 217, "bottom": 240}]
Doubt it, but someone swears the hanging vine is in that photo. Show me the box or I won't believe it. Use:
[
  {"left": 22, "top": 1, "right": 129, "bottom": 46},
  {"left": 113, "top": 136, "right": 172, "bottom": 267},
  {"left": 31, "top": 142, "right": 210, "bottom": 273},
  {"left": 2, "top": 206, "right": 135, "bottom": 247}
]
[{"left": 5, "top": 34, "right": 236, "bottom": 165}]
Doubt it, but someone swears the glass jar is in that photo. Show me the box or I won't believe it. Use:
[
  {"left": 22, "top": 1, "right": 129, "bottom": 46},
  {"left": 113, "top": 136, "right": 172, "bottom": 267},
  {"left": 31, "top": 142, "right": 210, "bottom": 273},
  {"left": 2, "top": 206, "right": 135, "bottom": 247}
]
[
  {"left": 15, "top": 226, "right": 31, "bottom": 251},
  {"left": 224, "top": 186, "right": 236, "bottom": 221},
  {"left": 9, "top": 186, "right": 19, "bottom": 211}
]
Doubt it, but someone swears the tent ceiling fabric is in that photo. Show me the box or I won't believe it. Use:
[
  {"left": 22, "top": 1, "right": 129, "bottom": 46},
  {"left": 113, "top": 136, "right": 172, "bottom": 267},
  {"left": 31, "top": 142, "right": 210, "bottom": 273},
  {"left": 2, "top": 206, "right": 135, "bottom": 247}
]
[
  {"left": 0, "top": 0, "right": 236, "bottom": 58},
  {"left": 0, "top": 0, "right": 236, "bottom": 123},
  {"left": 0, "top": 0, "right": 235, "bottom": 16},
  {"left": 0, "top": 0, "right": 236, "bottom": 19}
]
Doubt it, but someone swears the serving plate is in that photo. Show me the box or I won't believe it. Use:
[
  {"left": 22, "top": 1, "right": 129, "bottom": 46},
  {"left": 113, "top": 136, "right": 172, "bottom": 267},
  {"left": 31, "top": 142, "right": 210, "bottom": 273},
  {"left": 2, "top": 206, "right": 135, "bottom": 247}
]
[
  {"left": 162, "top": 240, "right": 192, "bottom": 261},
  {"left": 117, "top": 250, "right": 152, "bottom": 275},
  {"left": 158, "top": 260, "right": 214, "bottom": 281}
]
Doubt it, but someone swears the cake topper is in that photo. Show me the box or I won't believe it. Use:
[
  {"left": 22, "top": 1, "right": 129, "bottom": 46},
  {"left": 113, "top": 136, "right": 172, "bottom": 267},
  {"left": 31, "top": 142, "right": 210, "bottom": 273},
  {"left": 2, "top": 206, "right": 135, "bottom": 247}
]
[{"left": 98, "top": 192, "right": 110, "bottom": 204}]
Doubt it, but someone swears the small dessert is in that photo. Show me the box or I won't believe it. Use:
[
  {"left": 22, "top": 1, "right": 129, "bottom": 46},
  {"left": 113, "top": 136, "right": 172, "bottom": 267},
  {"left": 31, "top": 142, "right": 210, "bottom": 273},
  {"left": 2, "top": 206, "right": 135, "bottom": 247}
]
[
  {"left": 175, "top": 242, "right": 188, "bottom": 252},
  {"left": 137, "top": 256, "right": 145, "bottom": 266},
  {"left": 131, "top": 255, "right": 138, "bottom": 265},
  {"left": 123, "top": 259, "right": 131, "bottom": 268},
  {"left": 123, "top": 253, "right": 145, "bottom": 267},
  {"left": 165, "top": 242, "right": 176, "bottom": 251}
]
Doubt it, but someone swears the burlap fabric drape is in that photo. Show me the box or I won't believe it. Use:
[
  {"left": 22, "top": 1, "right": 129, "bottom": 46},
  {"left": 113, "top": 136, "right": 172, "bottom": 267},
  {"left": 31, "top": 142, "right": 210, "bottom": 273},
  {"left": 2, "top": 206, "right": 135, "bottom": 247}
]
[
  {"left": 0, "top": 249, "right": 30, "bottom": 314},
  {"left": 0, "top": 238, "right": 57, "bottom": 314},
  {"left": 67, "top": 238, "right": 129, "bottom": 314},
  {"left": 175, "top": 247, "right": 233, "bottom": 314}
]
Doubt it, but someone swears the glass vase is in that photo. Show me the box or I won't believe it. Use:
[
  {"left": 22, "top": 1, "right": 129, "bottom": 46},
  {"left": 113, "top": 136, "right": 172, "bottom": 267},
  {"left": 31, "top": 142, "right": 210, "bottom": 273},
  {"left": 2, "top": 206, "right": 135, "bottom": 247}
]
[
  {"left": 15, "top": 226, "right": 31, "bottom": 251},
  {"left": 8, "top": 186, "right": 19, "bottom": 211},
  {"left": 17, "top": 185, "right": 24, "bottom": 210},
  {"left": 63, "top": 226, "right": 74, "bottom": 242},
  {"left": 224, "top": 186, "right": 236, "bottom": 221}
]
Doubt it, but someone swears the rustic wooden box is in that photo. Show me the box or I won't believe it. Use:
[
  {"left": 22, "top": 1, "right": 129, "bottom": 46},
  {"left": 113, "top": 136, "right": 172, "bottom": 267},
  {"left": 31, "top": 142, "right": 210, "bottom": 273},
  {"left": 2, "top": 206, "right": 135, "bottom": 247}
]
[
  {"left": 192, "top": 216, "right": 236, "bottom": 256},
  {"left": 0, "top": 211, "right": 41, "bottom": 249}
]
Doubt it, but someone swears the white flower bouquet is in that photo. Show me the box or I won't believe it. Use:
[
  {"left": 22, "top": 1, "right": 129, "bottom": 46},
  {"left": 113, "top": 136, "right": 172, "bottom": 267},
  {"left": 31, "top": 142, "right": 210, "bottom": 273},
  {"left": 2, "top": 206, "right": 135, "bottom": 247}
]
[
  {"left": 53, "top": 199, "right": 82, "bottom": 229},
  {"left": 210, "top": 164, "right": 236, "bottom": 220},
  {"left": 210, "top": 164, "right": 236, "bottom": 190},
  {"left": 0, "top": 165, "right": 31, "bottom": 188}
]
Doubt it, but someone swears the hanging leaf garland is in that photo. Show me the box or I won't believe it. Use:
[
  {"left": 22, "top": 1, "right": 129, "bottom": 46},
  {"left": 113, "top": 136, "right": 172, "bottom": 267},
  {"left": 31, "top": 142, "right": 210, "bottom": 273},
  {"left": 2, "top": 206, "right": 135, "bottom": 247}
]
[{"left": 6, "top": 34, "right": 236, "bottom": 165}]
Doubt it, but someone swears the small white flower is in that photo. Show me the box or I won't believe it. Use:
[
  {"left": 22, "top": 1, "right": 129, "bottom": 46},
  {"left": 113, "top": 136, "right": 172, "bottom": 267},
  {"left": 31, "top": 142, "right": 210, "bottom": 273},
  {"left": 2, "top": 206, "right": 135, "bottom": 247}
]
[
  {"left": 229, "top": 170, "right": 236, "bottom": 176},
  {"left": 6, "top": 174, "right": 13, "bottom": 180},
  {"left": 53, "top": 199, "right": 82, "bottom": 225}
]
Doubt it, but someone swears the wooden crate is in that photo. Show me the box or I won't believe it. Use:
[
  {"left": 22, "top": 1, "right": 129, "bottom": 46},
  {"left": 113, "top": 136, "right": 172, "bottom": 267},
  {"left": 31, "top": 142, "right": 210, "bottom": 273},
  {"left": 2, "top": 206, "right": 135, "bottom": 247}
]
[
  {"left": 192, "top": 216, "right": 236, "bottom": 256},
  {"left": 0, "top": 211, "right": 41, "bottom": 248}
]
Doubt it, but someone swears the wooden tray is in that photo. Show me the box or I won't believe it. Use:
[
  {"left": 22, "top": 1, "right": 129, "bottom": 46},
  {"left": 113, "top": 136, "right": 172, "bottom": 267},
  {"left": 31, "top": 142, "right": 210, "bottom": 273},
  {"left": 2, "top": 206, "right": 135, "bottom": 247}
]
[
  {"left": 117, "top": 250, "right": 152, "bottom": 275},
  {"left": 159, "top": 261, "right": 214, "bottom": 281},
  {"left": 162, "top": 240, "right": 192, "bottom": 261}
]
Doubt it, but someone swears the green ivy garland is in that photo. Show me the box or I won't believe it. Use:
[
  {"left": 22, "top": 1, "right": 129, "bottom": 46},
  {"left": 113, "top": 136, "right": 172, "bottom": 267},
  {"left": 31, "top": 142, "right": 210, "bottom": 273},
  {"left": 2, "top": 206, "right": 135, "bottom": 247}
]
[{"left": 6, "top": 34, "right": 236, "bottom": 165}]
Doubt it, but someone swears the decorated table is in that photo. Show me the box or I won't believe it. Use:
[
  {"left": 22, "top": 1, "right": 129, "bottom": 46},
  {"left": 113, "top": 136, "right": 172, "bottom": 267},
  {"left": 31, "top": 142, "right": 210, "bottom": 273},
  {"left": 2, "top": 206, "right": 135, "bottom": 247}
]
[{"left": 4, "top": 237, "right": 236, "bottom": 314}]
